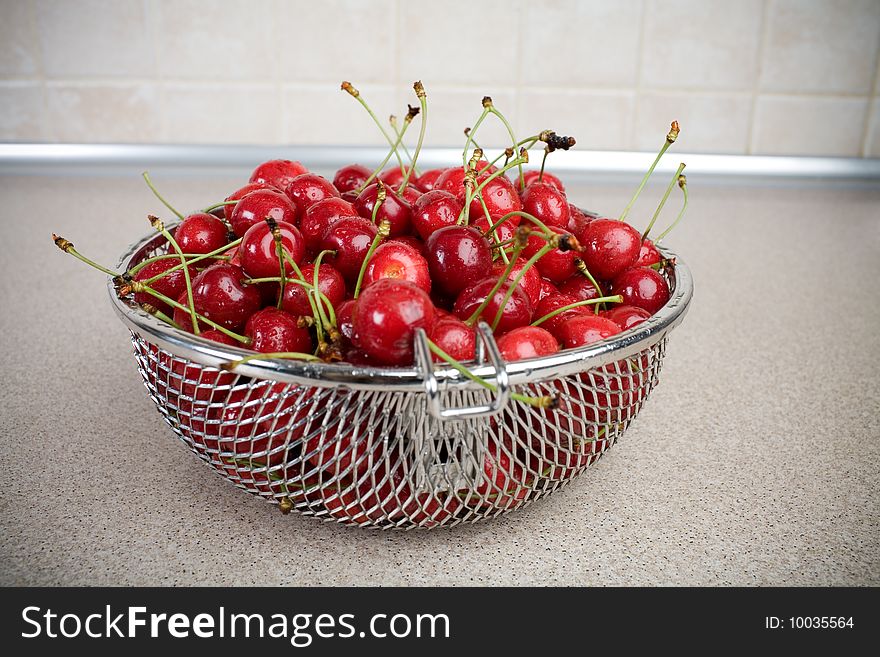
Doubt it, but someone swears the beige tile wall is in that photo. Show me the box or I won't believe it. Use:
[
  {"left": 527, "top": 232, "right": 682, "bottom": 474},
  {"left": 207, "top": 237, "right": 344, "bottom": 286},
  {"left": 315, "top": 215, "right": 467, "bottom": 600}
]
[{"left": 2, "top": 0, "right": 879, "bottom": 156}]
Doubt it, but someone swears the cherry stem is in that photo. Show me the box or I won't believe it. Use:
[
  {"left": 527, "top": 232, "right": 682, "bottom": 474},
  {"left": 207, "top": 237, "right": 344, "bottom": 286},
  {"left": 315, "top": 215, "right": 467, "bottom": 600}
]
[
  {"left": 389, "top": 115, "right": 419, "bottom": 175},
  {"left": 282, "top": 251, "right": 325, "bottom": 347},
  {"left": 479, "top": 195, "right": 510, "bottom": 265},
  {"left": 425, "top": 339, "right": 555, "bottom": 408},
  {"left": 463, "top": 127, "right": 486, "bottom": 155},
  {"left": 465, "top": 241, "right": 525, "bottom": 326},
  {"left": 482, "top": 210, "right": 554, "bottom": 239},
  {"left": 619, "top": 120, "right": 680, "bottom": 223},
  {"left": 487, "top": 105, "right": 523, "bottom": 188},
  {"left": 487, "top": 134, "right": 541, "bottom": 178},
  {"left": 221, "top": 351, "right": 321, "bottom": 371},
  {"left": 462, "top": 100, "right": 492, "bottom": 169},
  {"left": 656, "top": 174, "right": 689, "bottom": 243},
  {"left": 399, "top": 81, "right": 427, "bottom": 194},
  {"left": 142, "top": 172, "right": 184, "bottom": 221},
  {"left": 129, "top": 253, "right": 229, "bottom": 275},
  {"left": 490, "top": 243, "right": 551, "bottom": 331},
  {"left": 311, "top": 249, "right": 338, "bottom": 328},
  {"left": 538, "top": 147, "right": 550, "bottom": 183},
  {"left": 531, "top": 295, "right": 624, "bottom": 327},
  {"left": 358, "top": 107, "right": 417, "bottom": 194},
  {"left": 124, "top": 280, "right": 249, "bottom": 344},
  {"left": 52, "top": 234, "right": 119, "bottom": 277},
  {"left": 574, "top": 258, "right": 604, "bottom": 313},
  {"left": 201, "top": 200, "right": 239, "bottom": 212},
  {"left": 459, "top": 148, "right": 483, "bottom": 226},
  {"left": 242, "top": 275, "right": 337, "bottom": 327},
  {"left": 642, "top": 163, "right": 686, "bottom": 242},
  {"left": 353, "top": 217, "right": 391, "bottom": 299},
  {"left": 457, "top": 151, "right": 528, "bottom": 225},
  {"left": 341, "top": 81, "right": 406, "bottom": 175},
  {"left": 140, "top": 303, "right": 182, "bottom": 330},
  {"left": 149, "top": 215, "right": 199, "bottom": 335},
  {"left": 135, "top": 237, "right": 241, "bottom": 279}
]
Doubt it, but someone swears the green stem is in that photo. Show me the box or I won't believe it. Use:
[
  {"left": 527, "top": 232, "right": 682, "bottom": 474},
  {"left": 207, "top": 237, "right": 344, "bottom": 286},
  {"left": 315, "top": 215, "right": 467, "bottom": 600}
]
[
  {"left": 488, "top": 106, "right": 523, "bottom": 188},
  {"left": 133, "top": 238, "right": 241, "bottom": 279},
  {"left": 142, "top": 172, "right": 184, "bottom": 221},
  {"left": 311, "top": 249, "right": 337, "bottom": 328},
  {"left": 399, "top": 82, "right": 427, "bottom": 194},
  {"left": 490, "top": 244, "right": 551, "bottom": 331},
  {"left": 353, "top": 218, "right": 390, "bottom": 299},
  {"left": 52, "top": 235, "right": 119, "bottom": 277},
  {"left": 150, "top": 216, "right": 199, "bottom": 335},
  {"left": 457, "top": 155, "right": 528, "bottom": 224},
  {"left": 531, "top": 296, "right": 623, "bottom": 327},
  {"left": 342, "top": 81, "right": 407, "bottom": 174},
  {"left": 462, "top": 104, "right": 491, "bottom": 169},
  {"left": 357, "top": 112, "right": 414, "bottom": 194},
  {"left": 655, "top": 174, "right": 689, "bottom": 243},
  {"left": 465, "top": 243, "right": 524, "bottom": 326},
  {"left": 282, "top": 251, "right": 324, "bottom": 347},
  {"left": 482, "top": 210, "right": 554, "bottom": 239},
  {"left": 642, "top": 163, "right": 685, "bottom": 242},
  {"left": 389, "top": 115, "right": 418, "bottom": 174},
  {"left": 201, "top": 200, "right": 239, "bottom": 212},
  {"left": 574, "top": 258, "right": 604, "bottom": 314},
  {"left": 619, "top": 121, "right": 680, "bottom": 223}
]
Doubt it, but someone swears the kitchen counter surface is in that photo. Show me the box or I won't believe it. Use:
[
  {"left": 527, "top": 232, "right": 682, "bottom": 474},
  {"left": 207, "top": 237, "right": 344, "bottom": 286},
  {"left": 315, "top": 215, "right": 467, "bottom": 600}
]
[{"left": 1, "top": 173, "right": 878, "bottom": 586}]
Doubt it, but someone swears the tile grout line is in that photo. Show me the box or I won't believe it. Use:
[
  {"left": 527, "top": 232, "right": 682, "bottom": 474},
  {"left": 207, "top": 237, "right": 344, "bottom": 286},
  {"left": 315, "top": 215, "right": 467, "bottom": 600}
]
[{"left": 746, "top": 0, "right": 773, "bottom": 156}]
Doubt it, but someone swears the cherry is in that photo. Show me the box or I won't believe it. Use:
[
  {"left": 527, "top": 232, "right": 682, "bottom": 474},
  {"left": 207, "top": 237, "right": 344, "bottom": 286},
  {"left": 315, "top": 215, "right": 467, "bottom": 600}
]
[
  {"left": 352, "top": 278, "right": 435, "bottom": 365},
  {"left": 433, "top": 161, "right": 497, "bottom": 195},
  {"left": 354, "top": 183, "right": 412, "bottom": 237},
  {"left": 223, "top": 182, "right": 278, "bottom": 222},
  {"left": 336, "top": 298, "right": 357, "bottom": 344},
  {"left": 537, "top": 277, "right": 558, "bottom": 301},
  {"left": 490, "top": 258, "right": 541, "bottom": 306},
  {"left": 411, "top": 190, "right": 463, "bottom": 240},
  {"left": 520, "top": 181, "right": 570, "bottom": 228},
  {"left": 197, "top": 328, "right": 238, "bottom": 345},
  {"left": 468, "top": 438, "right": 531, "bottom": 508},
  {"left": 521, "top": 226, "right": 578, "bottom": 284},
  {"left": 580, "top": 218, "right": 641, "bottom": 281},
  {"left": 604, "top": 304, "right": 651, "bottom": 330},
  {"left": 249, "top": 159, "right": 308, "bottom": 190},
  {"left": 238, "top": 220, "right": 305, "bottom": 279},
  {"left": 244, "top": 307, "right": 312, "bottom": 353},
  {"left": 428, "top": 317, "right": 476, "bottom": 362},
  {"left": 378, "top": 166, "right": 420, "bottom": 191},
  {"left": 283, "top": 173, "right": 340, "bottom": 220},
  {"left": 453, "top": 278, "right": 533, "bottom": 335},
  {"left": 390, "top": 235, "right": 426, "bottom": 256},
  {"left": 280, "top": 262, "right": 346, "bottom": 318},
  {"left": 424, "top": 226, "right": 492, "bottom": 297},
  {"left": 174, "top": 212, "right": 229, "bottom": 255},
  {"left": 496, "top": 326, "right": 559, "bottom": 361},
  {"left": 517, "top": 170, "right": 564, "bottom": 193},
  {"left": 636, "top": 238, "right": 662, "bottom": 267},
  {"left": 556, "top": 314, "right": 621, "bottom": 349},
  {"left": 319, "top": 216, "right": 379, "bottom": 283},
  {"left": 364, "top": 241, "right": 431, "bottom": 294},
  {"left": 610, "top": 266, "right": 670, "bottom": 314},
  {"left": 558, "top": 275, "right": 604, "bottom": 302},
  {"left": 415, "top": 168, "right": 446, "bottom": 191},
  {"left": 172, "top": 262, "right": 261, "bottom": 332},
  {"left": 301, "top": 197, "right": 358, "bottom": 254},
  {"left": 133, "top": 259, "right": 194, "bottom": 316},
  {"left": 399, "top": 185, "right": 422, "bottom": 206},
  {"left": 460, "top": 173, "right": 521, "bottom": 223},
  {"left": 567, "top": 204, "right": 592, "bottom": 241},
  {"left": 321, "top": 484, "right": 381, "bottom": 524},
  {"left": 229, "top": 189, "right": 297, "bottom": 238},
  {"left": 534, "top": 292, "right": 589, "bottom": 336},
  {"left": 333, "top": 163, "right": 371, "bottom": 194},
  {"left": 474, "top": 216, "right": 516, "bottom": 245}
]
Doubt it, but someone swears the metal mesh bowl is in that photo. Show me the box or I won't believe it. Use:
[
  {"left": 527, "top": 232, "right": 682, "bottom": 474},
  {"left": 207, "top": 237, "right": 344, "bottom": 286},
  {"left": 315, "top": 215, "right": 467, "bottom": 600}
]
[{"left": 110, "top": 226, "right": 693, "bottom": 529}]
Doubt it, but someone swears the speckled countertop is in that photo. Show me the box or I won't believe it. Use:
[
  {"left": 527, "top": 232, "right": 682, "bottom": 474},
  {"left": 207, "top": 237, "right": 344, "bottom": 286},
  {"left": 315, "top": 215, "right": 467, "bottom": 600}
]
[{"left": 1, "top": 173, "right": 878, "bottom": 586}]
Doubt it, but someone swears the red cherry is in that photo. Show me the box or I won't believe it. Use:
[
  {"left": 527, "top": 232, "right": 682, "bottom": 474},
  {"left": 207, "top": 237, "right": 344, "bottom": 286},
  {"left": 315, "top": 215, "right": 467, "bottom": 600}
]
[
  {"left": 238, "top": 220, "right": 304, "bottom": 279},
  {"left": 336, "top": 298, "right": 357, "bottom": 344},
  {"left": 172, "top": 262, "right": 261, "bottom": 332},
  {"left": 364, "top": 241, "right": 431, "bottom": 294},
  {"left": 415, "top": 168, "right": 446, "bottom": 191},
  {"left": 433, "top": 161, "right": 497, "bottom": 195},
  {"left": 496, "top": 326, "right": 559, "bottom": 361},
  {"left": 229, "top": 189, "right": 297, "bottom": 238},
  {"left": 521, "top": 181, "right": 570, "bottom": 228},
  {"left": 556, "top": 314, "right": 621, "bottom": 349},
  {"left": 469, "top": 438, "right": 531, "bottom": 508},
  {"left": 534, "top": 292, "right": 589, "bottom": 336},
  {"left": 301, "top": 197, "right": 358, "bottom": 254},
  {"left": 567, "top": 204, "right": 592, "bottom": 241},
  {"left": 399, "top": 185, "right": 422, "bottom": 206},
  {"left": 133, "top": 259, "right": 194, "bottom": 316},
  {"left": 378, "top": 166, "right": 420, "bottom": 191},
  {"left": 333, "top": 164, "right": 371, "bottom": 194},
  {"left": 490, "top": 258, "right": 541, "bottom": 306},
  {"left": 389, "top": 235, "right": 426, "bottom": 256},
  {"left": 452, "top": 278, "right": 533, "bottom": 335},
  {"left": 558, "top": 275, "right": 605, "bottom": 302},
  {"left": 249, "top": 159, "right": 308, "bottom": 190},
  {"left": 411, "top": 189, "right": 463, "bottom": 240},
  {"left": 174, "top": 212, "right": 229, "bottom": 255},
  {"left": 244, "top": 307, "right": 312, "bottom": 353},
  {"left": 197, "top": 329, "right": 238, "bottom": 346},
  {"left": 610, "top": 266, "right": 670, "bottom": 314},
  {"left": 352, "top": 279, "right": 435, "bottom": 365},
  {"left": 279, "top": 262, "right": 346, "bottom": 318},
  {"left": 517, "top": 170, "right": 565, "bottom": 193},
  {"left": 580, "top": 218, "right": 641, "bottom": 280},
  {"left": 537, "top": 277, "right": 558, "bottom": 301},
  {"left": 473, "top": 216, "right": 516, "bottom": 246},
  {"left": 283, "top": 173, "right": 340, "bottom": 220},
  {"left": 319, "top": 216, "right": 379, "bottom": 283},
  {"left": 460, "top": 173, "right": 521, "bottom": 223},
  {"left": 223, "top": 182, "right": 278, "bottom": 222},
  {"left": 353, "top": 183, "right": 412, "bottom": 237},
  {"left": 604, "top": 304, "right": 651, "bottom": 330},
  {"left": 636, "top": 238, "right": 662, "bottom": 267},
  {"left": 425, "top": 226, "right": 492, "bottom": 297},
  {"left": 521, "top": 226, "right": 578, "bottom": 283},
  {"left": 428, "top": 317, "right": 476, "bottom": 362}
]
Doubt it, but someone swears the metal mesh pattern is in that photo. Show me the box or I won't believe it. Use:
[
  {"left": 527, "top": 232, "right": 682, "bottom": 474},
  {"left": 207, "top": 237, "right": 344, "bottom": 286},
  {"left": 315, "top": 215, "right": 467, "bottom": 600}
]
[{"left": 113, "top": 228, "right": 690, "bottom": 529}]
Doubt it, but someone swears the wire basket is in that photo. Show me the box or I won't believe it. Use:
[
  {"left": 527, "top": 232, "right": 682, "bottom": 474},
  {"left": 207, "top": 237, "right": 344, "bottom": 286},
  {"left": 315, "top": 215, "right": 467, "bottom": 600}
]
[{"left": 110, "top": 225, "right": 693, "bottom": 529}]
